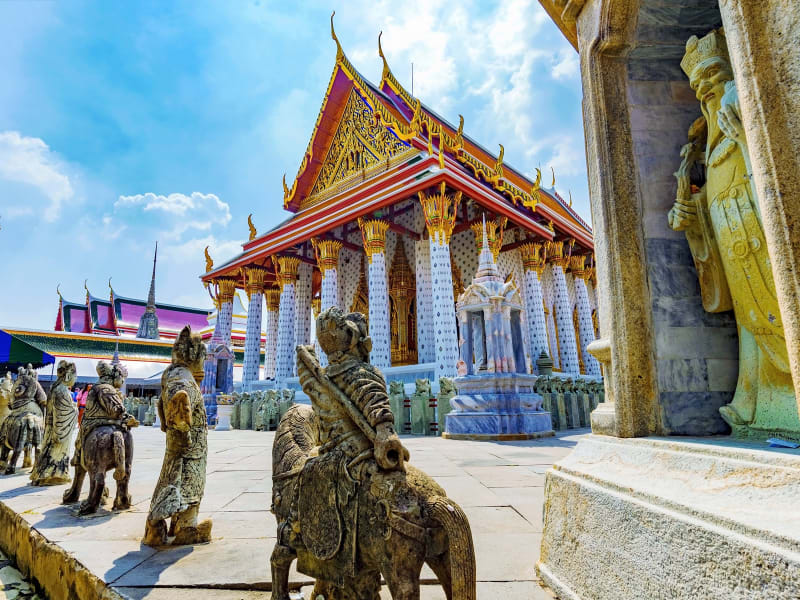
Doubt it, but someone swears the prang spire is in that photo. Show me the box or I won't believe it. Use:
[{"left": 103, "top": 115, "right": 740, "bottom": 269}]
[
  {"left": 137, "top": 242, "right": 160, "bottom": 339},
  {"left": 146, "top": 242, "right": 158, "bottom": 312}
]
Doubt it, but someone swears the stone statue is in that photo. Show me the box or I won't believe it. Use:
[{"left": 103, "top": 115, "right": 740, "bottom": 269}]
[
  {"left": 278, "top": 389, "right": 295, "bottom": 422},
  {"left": 240, "top": 392, "right": 253, "bottom": 430},
  {"left": 31, "top": 361, "right": 78, "bottom": 486},
  {"left": 143, "top": 325, "right": 212, "bottom": 546},
  {"left": 0, "top": 372, "right": 13, "bottom": 426},
  {"left": 230, "top": 393, "right": 241, "bottom": 429},
  {"left": 388, "top": 380, "right": 406, "bottom": 434},
  {"left": 670, "top": 28, "right": 800, "bottom": 439},
  {"left": 437, "top": 377, "right": 457, "bottom": 436},
  {"left": 143, "top": 397, "right": 156, "bottom": 426},
  {"left": 62, "top": 361, "right": 137, "bottom": 514},
  {"left": 0, "top": 365, "right": 46, "bottom": 474},
  {"left": 411, "top": 378, "right": 433, "bottom": 435},
  {"left": 251, "top": 391, "right": 264, "bottom": 431},
  {"left": 270, "top": 308, "right": 476, "bottom": 600}
]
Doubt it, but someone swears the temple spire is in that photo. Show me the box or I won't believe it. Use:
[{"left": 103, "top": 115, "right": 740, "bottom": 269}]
[
  {"left": 475, "top": 215, "right": 501, "bottom": 281},
  {"left": 137, "top": 242, "right": 160, "bottom": 339}
]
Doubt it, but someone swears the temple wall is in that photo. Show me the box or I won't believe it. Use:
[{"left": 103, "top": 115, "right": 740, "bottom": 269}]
[
  {"left": 337, "top": 246, "right": 361, "bottom": 313},
  {"left": 449, "top": 229, "right": 479, "bottom": 289},
  {"left": 627, "top": 1, "right": 737, "bottom": 434}
]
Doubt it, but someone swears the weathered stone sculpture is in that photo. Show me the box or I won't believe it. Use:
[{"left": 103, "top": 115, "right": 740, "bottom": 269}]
[
  {"left": 388, "top": 380, "right": 406, "bottom": 434},
  {"left": 278, "top": 389, "right": 294, "bottom": 422},
  {"left": 437, "top": 377, "right": 457, "bottom": 436},
  {"left": 0, "top": 372, "right": 14, "bottom": 425},
  {"left": 411, "top": 378, "right": 433, "bottom": 435},
  {"left": 0, "top": 365, "right": 46, "bottom": 474},
  {"left": 239, "top": 392, "right": 253, "bottom": 430},
  {"left": 62, "top": 361, "right": 137, "bottom": 514},
  {"left": 230, "top": 393, "right": 241, "bottom": 429},
  {"left": 669, "top": 28, "right": 800, "bottom": 440},
  {"left": 270, "top": 307, "right": 476, "bottom": 600},
  {"left": 31, "top": 361, "right": 78, "bottom": 486},
  {"left": 143, "top": 325, "right": 212, "bottom": 546}
]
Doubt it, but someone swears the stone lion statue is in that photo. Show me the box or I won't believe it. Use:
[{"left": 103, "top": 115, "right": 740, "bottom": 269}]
[
  {"left": 270, "top": 307, "right": 476, "bottom": 599},
  {"left": 144, "top": 325, "right": 211, "bottom": 546}
]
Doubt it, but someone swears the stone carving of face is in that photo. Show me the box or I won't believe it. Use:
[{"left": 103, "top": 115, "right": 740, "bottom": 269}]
[{"left": 690, "top": 57, "right": 733, "bottom": 116}]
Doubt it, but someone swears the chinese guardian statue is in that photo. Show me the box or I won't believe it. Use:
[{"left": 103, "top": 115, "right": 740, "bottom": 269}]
[{"left": 669, "top": 29, "right": 800, "bottom": 440}]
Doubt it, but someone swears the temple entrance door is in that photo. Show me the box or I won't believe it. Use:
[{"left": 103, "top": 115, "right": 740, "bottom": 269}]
[{"left": 215, "top": 358, "right": 228, "bottom": 392}]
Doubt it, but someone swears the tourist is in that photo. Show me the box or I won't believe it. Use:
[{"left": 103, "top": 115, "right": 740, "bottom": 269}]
[{"left": 77, "top": 384, "right": 91, "bottom": 424}]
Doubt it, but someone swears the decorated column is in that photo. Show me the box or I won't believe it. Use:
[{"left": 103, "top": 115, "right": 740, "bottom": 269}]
[
  {"left": 547, "top": 241, "right": 580, "bottom": 374},
  {"left": 312, "top": 239, "right": 342, "bottom": 366},
  {"left": 359, "top": 218, "right": 391, "bottom": 369},
  {"left": 242, "top": 266, "right": 268, "bottom": 390},
  {"left": 519, "top": 242, "right": 550, "bottom": 374},
  {"left": 415, "top": 239, "right": 434, "bottom": 363},
  {"left": 274, "top": 256, "right": 300, "bottom": 386},
  {"left": 263, "top": 288, "right": 280, "bottom": 380},
  {"left": 570, "top": 255, "right": 602, "bottom": 377},
  {"left": 294, "top": 262, "right": 312, "bottom": 348},
  {"left": 419, "top": 182, "right": 462, "bottom": 380}
]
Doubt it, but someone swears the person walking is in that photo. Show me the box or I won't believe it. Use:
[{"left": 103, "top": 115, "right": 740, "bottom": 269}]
[{"left": 77, "top": 384, "right": 92, "bottom": 424}]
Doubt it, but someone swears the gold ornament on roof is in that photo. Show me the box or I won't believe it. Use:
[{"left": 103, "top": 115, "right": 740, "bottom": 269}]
[
  {"left": 418, "top": 182, "right": 463, "bottom": 245},
  {"left": 546, "top": 240, "right": 569, "bottom": 267},
  {"left": 204, "top": 246, "right": 214, "bottom": 273},
  {"left": 550, "top": 166, "right": 556, "bottom": 187},
  {"left": 247, "top": 214, "right": 257, "bottom": 242},
  {"left": 265, "top": 288, "right": 281, "bottom": 311},
  {"left": 216, "top": 278, "right": 238, "bottom": 305},
  {"left": 276, "top": 256, "right": 301, "bottom": 291},
  {"left": 389, "top": 241, "right": 417, "bottom": 366},
  {"left": 311, "top": 239, "right": 342, "bottom": 274},
  {"left": 243, "top": 266, "right": 269, "bottom": 299}
]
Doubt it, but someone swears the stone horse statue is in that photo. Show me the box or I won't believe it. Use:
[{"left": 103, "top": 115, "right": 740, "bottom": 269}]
[
  {"left": 270, "top": 307, "right": 476, "bottom": 600},
  {"left": 0, "top": 365, "right": 46, "bottom": 474},
  {"left": 63, "top": 361, "right": 138, "bottom": 515}
]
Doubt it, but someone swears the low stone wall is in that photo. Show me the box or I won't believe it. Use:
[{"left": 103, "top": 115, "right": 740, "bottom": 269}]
[{"left": 0, "top": 500, "right": 123, "bottom": 600}]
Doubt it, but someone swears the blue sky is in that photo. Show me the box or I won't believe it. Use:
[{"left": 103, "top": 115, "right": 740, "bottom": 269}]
[{"left": 0, "top": 0, "right": 588, "bottom": 329}]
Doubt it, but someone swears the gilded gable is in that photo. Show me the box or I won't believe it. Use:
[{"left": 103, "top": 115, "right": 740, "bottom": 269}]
[{"left": 305, "top": 88, "right": 412, "bottom": 206}]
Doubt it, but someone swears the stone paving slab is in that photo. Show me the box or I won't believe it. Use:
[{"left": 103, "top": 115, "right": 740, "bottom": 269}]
[{"left": 0, "top": 427, "right": 587, "bottom": 598}]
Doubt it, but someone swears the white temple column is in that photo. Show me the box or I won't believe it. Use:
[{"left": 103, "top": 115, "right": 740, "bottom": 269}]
[
  {"left": 241, "top": 266, "right": 268, "bottom": 390},
  {"left": 263, "top": 288, "right": 280, "bottom": 380},
  {"left": 274, "top": 257, "right": 300, "bottom": 386},
  {"left": 359, "top": 218, "right": 391, "bottom": 370},
  {"left": 313, "top": 240, "right": 342, "bottom": 366},
  {"left": 415, "top": 239, "right": 434, "bottom": 363},
  {"left": 519, "top": 243, "right": 550, "bottom": 373},
  {"left": 294, "top": 262, "right": 312, "bottom": 348},
  {"left": 548, "top": 241, "right": 581, "bottom": 374},
  {"left": 419, "top": 183, "right": 462, "bottom": 380},
  {"left": 570, "top": 255, "right": 602, "bottom": 377}
]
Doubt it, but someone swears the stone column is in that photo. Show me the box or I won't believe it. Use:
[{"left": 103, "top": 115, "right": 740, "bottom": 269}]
[
  {"left": 263, "top": 288, "right": 280, "bottom": 380},
  {"left": 313, "top": 240, "right": 342, "bottom": 366},
  {"left": 274, "top": 257, "right": 300, "bottom": 386},
  {"left": 359, "top": 218, "right": 391, "bottom": 370},
  {"left": 241, "top": 266, "right": 268, "bottom": 390},
  {"left": 520, "top": 242, "right": 550, "bottom": 374},
  {"left": 547, "top": 241, "right": 580, "bottom": 374},
  {"left": 570, "top": 255, "right": 602, "bottom": 377},
  {"left": 415, "top": 239, "right": 434, "bottom": 363},
  {"left": 719, "top": 1, "right": 800, "bottom": 416},
  {"left": 294, "top": 262, "right": 312, "bottom": 348},
  {"left": 419, "top": 182, "right": 462, "bottom": 380},
  {"left": 215, "top": 278, "right": 236, "bottom": 349}
]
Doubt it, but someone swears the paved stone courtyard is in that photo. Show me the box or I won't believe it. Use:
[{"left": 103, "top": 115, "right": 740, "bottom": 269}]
[{"left": 0, "top": 427, "right": 588, "bottom": 599}]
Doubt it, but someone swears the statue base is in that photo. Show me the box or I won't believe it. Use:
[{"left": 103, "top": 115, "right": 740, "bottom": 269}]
[
  {"left": 215, "top": 404, "right": 233, "bottom": 431},
  {"left": 537, "top": 434, "right": 800, "bottom": 599},
  {"left": 444, "top": 373, "right": 555, "bottom": 439}
]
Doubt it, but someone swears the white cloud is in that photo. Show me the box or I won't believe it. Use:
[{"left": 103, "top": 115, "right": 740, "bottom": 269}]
[
  {"left": 113, "top": 192, "right": 232, "bottom": 237},
  {"left": 551, "top": 49, "right": 580, "bottom": 80},
  {"left": 0, "top": 131, "right": 74, "bottom": 222}
]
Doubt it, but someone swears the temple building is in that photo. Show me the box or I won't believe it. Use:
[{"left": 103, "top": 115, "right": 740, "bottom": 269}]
[{"left": 200, "top": 19, "right": 600, "bottom": 399}]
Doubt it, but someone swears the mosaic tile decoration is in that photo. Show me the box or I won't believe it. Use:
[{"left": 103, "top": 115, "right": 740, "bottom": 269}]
[
  {"left": 294, "top": 262, "right": 312, "bottom": 348},
  {"left": 368, "top": 251, "right": 391, "bottom": 369},
  {"left": 430, "top": 235, "right": 459, "bottom": 379},
  {"left": 415, "top": 239, "right": 434, "bottom": 363},
  {"left": 550, "top": 264, "right": 581, "bottom": 374},
  {"left": 574, "top": 278, "right": 601, "bottom": 376},
  {"left": 242, "top": 290, "right": 263, "bottom": 387},
  {"left": 264, "top": 304, "right": 278, "bottom": 379},
  {"left": 275, "top": 282, "right": 297, "bottom": 383}
]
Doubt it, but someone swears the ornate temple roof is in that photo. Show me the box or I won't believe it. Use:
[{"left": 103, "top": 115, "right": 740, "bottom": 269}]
[{"left": 202, "top": 15, "right": 594, "bottom": 284}]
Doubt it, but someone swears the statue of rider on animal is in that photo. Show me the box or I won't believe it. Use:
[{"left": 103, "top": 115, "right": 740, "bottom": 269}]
[{"left": 270, "top": 307, "right": 476, "bottom": 600}]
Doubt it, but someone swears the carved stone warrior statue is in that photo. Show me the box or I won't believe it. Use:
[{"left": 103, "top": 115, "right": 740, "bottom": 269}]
[
  {"left": 31, "top": 360, "right": 78, "bottom": 485},
  {"left": 143, "top": 325, "right": 211, "bottom": 546},
  {"left": 270, "top": 307, "right": 476, "bottom": 600},
  {"left": 0, "top": 365, "right": 46, "bottom": 474},
  {"left": 63, "top": 361, "right": 137, "bottom": 514},
  {"left": 669, "top": 28, "right": 800, "bottom": 440},
  {"left": 0, "top": 372, "right": 13, "bottom": 425}
]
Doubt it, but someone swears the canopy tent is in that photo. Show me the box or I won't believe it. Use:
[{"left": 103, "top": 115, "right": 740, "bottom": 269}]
[{"left": 0, "top": 329, "right": 55, "bottom": 372}]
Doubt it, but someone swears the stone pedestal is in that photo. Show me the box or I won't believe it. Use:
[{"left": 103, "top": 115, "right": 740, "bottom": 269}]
[
  {"left": 537, "top": 435, "right": 800, "bottom": 599},
  {"left": 444, "top": 373, "right": 554, "bottom": 440},
  {"left": 216, "top": 403, "right": 233, "bottom": 431}
]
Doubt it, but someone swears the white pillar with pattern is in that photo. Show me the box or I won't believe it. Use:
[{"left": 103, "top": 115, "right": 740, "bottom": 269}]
[
  {"left": 274, "top": 257, "right": 300, "bottom": 385},
  {"left": 519, "top": 243, "right": 550, "bottom": 373},
  {"left": 548, "top": 241, "right": 580, "bottom": 374},
  {"left": 313, "top": 240, "right": 342, "bottom": 367},
  {"left": 359, "top": 218, "right": 391, "bottom": 370}
]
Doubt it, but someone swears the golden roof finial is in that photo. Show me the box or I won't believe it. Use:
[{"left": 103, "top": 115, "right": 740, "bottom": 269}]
[
  {"left": 378, "top": 31, "right": 390, "bottom": 82},
  {"left": 533, "top": 167, "right": 542, "bottom": 190},
  {"left": 330, "top": 11, "right": 344, "bottom": 62},
  {"left": 551, "top": 166, "right": 556, "bottom": 187},
  {"left": 247, "top": 213, "right": 257, "bottom": 241},
  {"left": 108, "top": 277, "right": 114, "bottom": 293},
  {"left": 84, "top": 279, "right": 90, "bottom": 299},
  {"left": 56, "top": 283, "right": 62, "bottom": 299},
  {"left": 204, "top": 246, "right": 214, "bottom": 273},
  {"left": 568, "top": 190, "right": 573, "bottom": 207}
]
